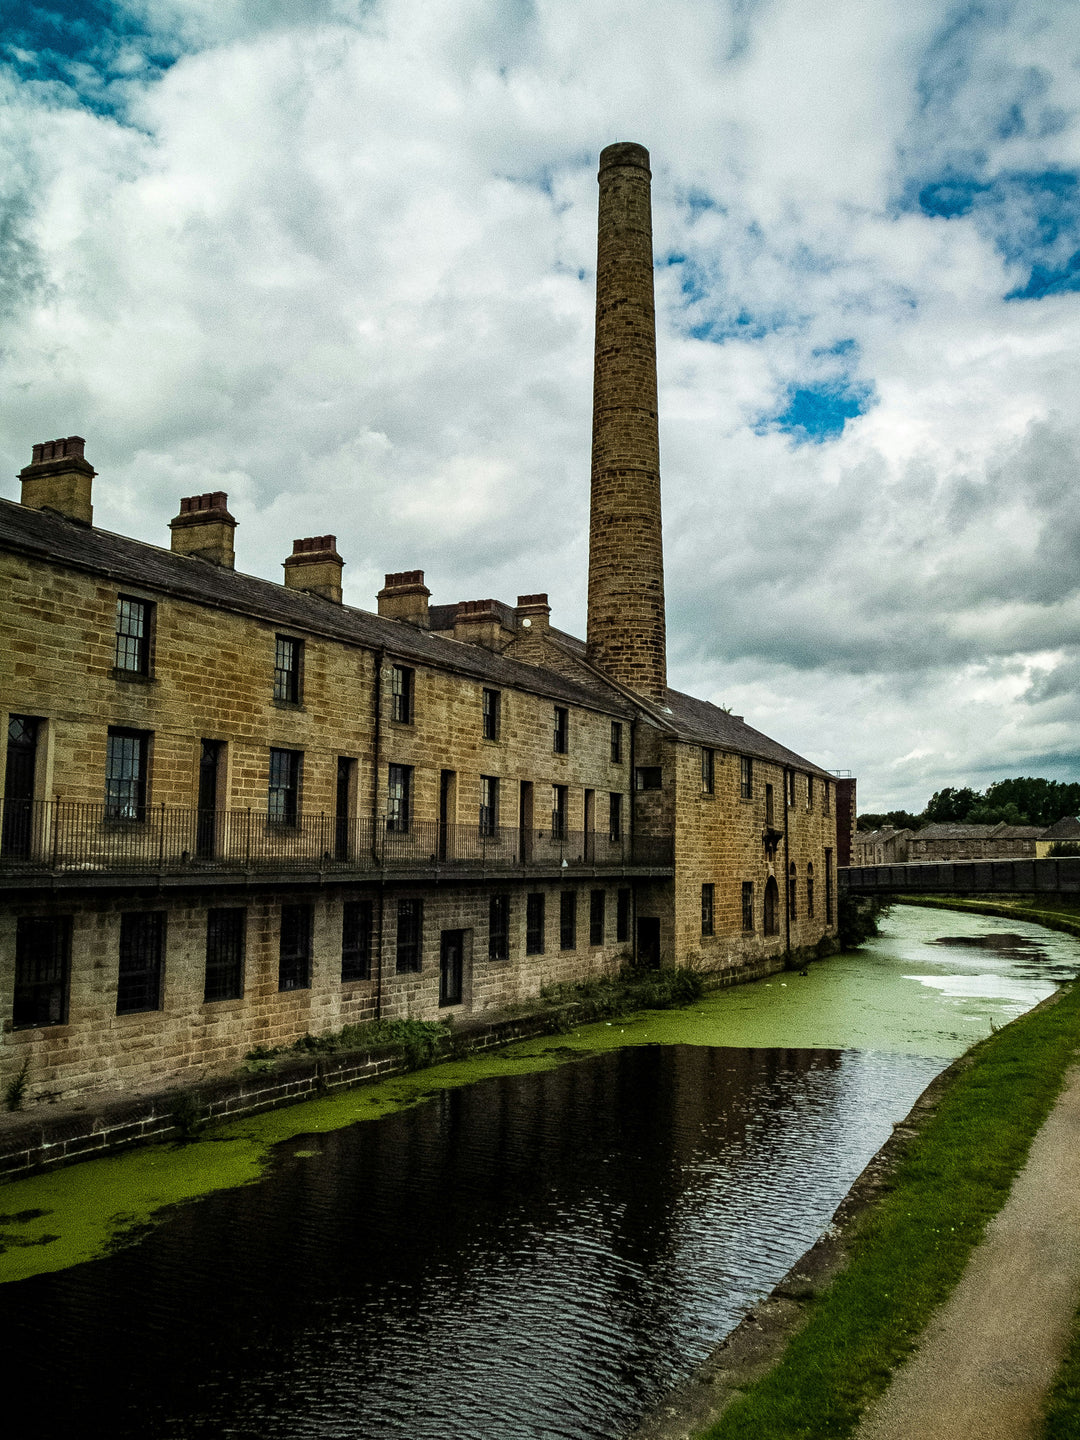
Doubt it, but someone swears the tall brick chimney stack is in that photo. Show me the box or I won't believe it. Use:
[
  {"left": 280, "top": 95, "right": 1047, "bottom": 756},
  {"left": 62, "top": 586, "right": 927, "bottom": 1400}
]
[
  {"left": 19, "top": 436, "right": 96, "bottom": 525},
  {"left": 586, "top": 142, "right": 667, "bottom": 702},
  {"left": 169, "top": 491, "right": 237, "bottom": 567}
]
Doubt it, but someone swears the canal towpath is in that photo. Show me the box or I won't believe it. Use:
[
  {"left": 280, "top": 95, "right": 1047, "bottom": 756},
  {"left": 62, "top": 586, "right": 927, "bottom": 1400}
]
[{"left": 853, "top": 1058, "right": 1080, "bottom": 1440}]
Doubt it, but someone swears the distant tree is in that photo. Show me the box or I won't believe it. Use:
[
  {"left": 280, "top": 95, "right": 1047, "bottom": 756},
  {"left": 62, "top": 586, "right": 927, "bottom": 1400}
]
[
  {"left": 857, "top": 810, "right": 924, "bottom": 832},
  {"left": 923, "top": 787, "right": 981, "bottom": 824},
  {"left": 964, "top": 800, "right": 1026, "bottom": 827},
  {"left": 980, "top": 778, "right": 1080, "bottom": 828}
]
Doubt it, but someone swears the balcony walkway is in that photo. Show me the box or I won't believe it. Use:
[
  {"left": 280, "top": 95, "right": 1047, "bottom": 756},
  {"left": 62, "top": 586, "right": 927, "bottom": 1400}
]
[{"left": 0, "top": 801, "right": 674, "bottom": 891}]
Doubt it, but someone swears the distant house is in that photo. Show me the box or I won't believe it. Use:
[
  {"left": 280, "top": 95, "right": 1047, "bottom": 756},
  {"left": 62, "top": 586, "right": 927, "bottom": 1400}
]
[
  {"left": 852, "top": 827, "right": 912, "bottom": 866},
  {"left": 907, "top": 823, "right": 1043, "bottom": 863},
  {"left": 1036, "top": 816, "right": 1080, "bottom": 858}
]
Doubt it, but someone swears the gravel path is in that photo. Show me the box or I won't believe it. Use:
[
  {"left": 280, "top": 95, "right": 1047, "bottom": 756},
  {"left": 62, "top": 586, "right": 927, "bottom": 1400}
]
[{"left": 855, "top": 1064, "right": 1080, "bottom": 1440}]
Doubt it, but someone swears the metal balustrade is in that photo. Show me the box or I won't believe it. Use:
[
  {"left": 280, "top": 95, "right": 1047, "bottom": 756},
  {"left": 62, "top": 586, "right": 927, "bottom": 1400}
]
[{"left": 0, "top": 799, "right": 673, "bottom": 877}]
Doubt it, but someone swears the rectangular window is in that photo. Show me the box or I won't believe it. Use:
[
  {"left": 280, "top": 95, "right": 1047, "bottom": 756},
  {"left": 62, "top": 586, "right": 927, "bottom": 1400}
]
[
  {"left": 553, "top": 706, "right": 568, "bottom": 754},
  {"left": 807, "top": 868, "right": 815, "bottom": 919},
  {"left": 279, "top": 904, "right": 312, "bottom": 991},
  {"left": 740, "top": 755, "right": 753, "bottom": 800},
  {"left": 489, "top": 894, "right": 509, "bottom": 961},
  {"left": 479, "top": 775, "right": 499, "bottom": 836},
  {"left": 526, "top": 893, "right": 545, "bottom": 954},
  {"left": 617, "top": 888, "right": 631, "bottom": 943},
  {"left": 551, "top": 784, "right": 568, "bottom": 840},
  {"left": 273, "top": 635, "right": 302, "bottom": 703},
  {"left": 823, "top": 780, "right": 831, "bottom": 815},
  {"left": 396, "top": 898, "right": 423, "bottom": 972},
  {"left": 635, "top": 766, "right": 662, "bottom": 791},
  {"left": 205, "top": 909, "right": 245, "bottom": 1002},
  {"left": 342, "top": 899, "right": 373, "bottom": 981},
  {"left": 701, "top": 748, "right": 715, "bottom": 794},
  {"left": 391, "top": 665, "right": 414, "bottom": 724},
  {"left": 106, "top": 727, "right": 149, "bottom": 820},
  {"left": 13, "top": 916, "right": 71, "bottom": 1027},
  {"left": 610, "top": 721, "right": 623, "bottom": 764},
  {"left": 701, "top": 883, "right": 715, "bottom": 937},
  {"left": 590, "top": 889, "right": 605, "bottom": 946},
  {"left": 482, "top": 688, "right": 500, "bottom": 741},
  {"left": 117, "top": 912, "right": 165, "bottom": 1014},
  {"left": 268, "top": 748, "right": 301, "bottom": 825},
  {"left": 788, "top": 865, "right": 798, "bottom": 919},
  {"left": 825, "top": 849, "right": 834, "bottom": 923},
  {"left": 742, "top": 882, "right": 754, "bottom": 932},
  {"left": 609, "top": 792, "right": 623, "bottom": 842},
  {"left": 807, "top": 775, "right": 814, "bottom": 810},
  {"left": 115, "top": 596, "right": 152, "bottom": 675},
  {"left": 560, "top": 890, "right": 577, "bottom": 950},
  {"left": 787, "top": 770, "right": 797, "bottom": 807},
  {"left": 387, "top": 763, "right": 412, "bottom": 832},
  {"left": 765, "top": 783, "right": 775, "bottom": 827}
]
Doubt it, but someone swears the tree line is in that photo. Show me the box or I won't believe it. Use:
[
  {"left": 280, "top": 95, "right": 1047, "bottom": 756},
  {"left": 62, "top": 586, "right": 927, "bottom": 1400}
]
[{"left": 858, "top": 776, "right": 1080, "bottom": 833}]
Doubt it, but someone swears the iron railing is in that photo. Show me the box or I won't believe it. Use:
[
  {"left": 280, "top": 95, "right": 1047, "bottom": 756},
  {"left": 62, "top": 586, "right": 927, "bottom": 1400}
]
[{"left": 0, "top": 799, "right": 673, "bottom": 877}]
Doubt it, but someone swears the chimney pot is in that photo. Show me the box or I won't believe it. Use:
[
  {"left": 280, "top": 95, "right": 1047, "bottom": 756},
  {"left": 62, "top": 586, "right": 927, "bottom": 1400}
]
[
  {"left": 169, "top": 491, "right": 237, "bottom": 567},
  {"left": 19, "top": 435, "right": 96, "bottom": 525},
  {"left": 283, "top": 534, "right": 344, "bottom": 602},
  {"left": 377, "top": 569, "right": 431, "bottom": 626}
]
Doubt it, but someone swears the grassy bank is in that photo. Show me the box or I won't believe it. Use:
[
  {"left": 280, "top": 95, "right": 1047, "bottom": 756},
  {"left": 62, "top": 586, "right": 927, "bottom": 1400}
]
[
  {"left": 698, "top": 949, "right": 1080, "bottom": 1438},
  {"left": 897, "top": 892, "right": 1080, "bottom": 941}
]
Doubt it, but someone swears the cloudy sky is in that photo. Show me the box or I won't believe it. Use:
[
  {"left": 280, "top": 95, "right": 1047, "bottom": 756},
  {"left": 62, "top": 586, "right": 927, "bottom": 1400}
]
[{"left": 3, "top": 0, "right": 1080, "bottom": 811}]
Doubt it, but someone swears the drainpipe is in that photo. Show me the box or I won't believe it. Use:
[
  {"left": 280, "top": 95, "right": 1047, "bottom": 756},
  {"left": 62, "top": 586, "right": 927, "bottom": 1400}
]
[
  {"left": 783, "top": 768, "right": 792, "bottom": 969},
  {"left": 372, "top": 648, "right": 385, "bottom": 1019}
]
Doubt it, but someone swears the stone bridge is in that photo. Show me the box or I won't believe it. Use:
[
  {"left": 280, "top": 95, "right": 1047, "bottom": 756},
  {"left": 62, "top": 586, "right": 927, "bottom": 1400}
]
[{"left": 840, "top": 856, "right": 1080, "bottom": 899}]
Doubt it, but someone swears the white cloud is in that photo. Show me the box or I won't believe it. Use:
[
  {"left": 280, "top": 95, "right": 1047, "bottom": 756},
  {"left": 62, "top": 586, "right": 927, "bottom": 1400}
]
[{"left": 2, "top": 0, "right": 1080, "bottom": 812}]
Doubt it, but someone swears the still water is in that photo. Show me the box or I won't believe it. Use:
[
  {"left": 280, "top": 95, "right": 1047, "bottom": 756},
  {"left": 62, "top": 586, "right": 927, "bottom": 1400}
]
[{"left": 3, "top": 906, "right": 1079, "bottom": 1440}]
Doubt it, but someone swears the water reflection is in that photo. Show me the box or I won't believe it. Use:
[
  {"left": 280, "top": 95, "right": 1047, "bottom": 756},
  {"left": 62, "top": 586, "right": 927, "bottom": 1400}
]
[{"left": 6, "top": 1045, "right": 942, "bottom": 1440}]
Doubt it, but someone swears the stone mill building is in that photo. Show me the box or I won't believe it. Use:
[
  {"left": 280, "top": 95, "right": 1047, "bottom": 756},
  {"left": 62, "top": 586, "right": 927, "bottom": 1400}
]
[{"left": 0, "top": 144, "right": 852, "bottom": 1104}]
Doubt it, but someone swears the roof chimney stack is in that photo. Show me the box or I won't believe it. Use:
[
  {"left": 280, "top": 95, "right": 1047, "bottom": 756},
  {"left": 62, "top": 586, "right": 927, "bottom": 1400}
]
[
  {"left": 169, "top": 491, "right": 237, "bottom": 568},
  {"left": 377, "top": 570, "right": 430, "bottom": 626},
  {"left": 585, "top": 142, "right": 667, "bottom": 701},
  {"left": 283, "top": 535, "right": 345, "bottom": 603},
  {"left": 19, "top": 436, "right": 95, "bottom": 525}
]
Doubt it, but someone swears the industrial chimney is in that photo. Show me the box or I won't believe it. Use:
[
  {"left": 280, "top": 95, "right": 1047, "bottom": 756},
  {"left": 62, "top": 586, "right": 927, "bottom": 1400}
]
[{"left": 585, "top": 142, "right": 667, "bottom": 702}]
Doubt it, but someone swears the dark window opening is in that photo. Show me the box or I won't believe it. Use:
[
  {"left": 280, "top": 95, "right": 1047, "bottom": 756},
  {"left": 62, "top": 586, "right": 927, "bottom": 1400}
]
[
  {"left": 387, "top": 763, "right": 412, "bottom": 833},
  {"left": 610, "top": 721, "right": 623, "bottom": 764},
  {"left": 551, "top": 784, "right": 567, "bottom": 840},
  {"left": 396, "top": 898, "right": 423, "bottom": 972},
  {"left": 807, "top": 863, "right": 815, "bottom": 919},
  {"left": 279, "top": 904, "right": 313, "bottom": 991},
  {"left": 117, "top": 912, "right": 165, "bottom": 1014},
  {"left": 106, "top": 727, "right": 149, "bottom": 821},
  {"left": 740, "top": 755, "right": 753, "bottom": 800},
  {"left": 764, "top": 877, "right": 780, "bottom": 936},
  {"left": 590, "top": 889, "right": 605, "bottom": 946},
  {"left": 560, "top": 891, "right": 577, "bottom": 950},
  {"left": 609, "top": 792, "right": 623, "bottom": 842},
  {"left": 268, "top": 748, "right": 301, "bottom": 825},
  {"left": 765, "top": 783, "right": 775, "bottom": 827},
  {"left": 788, "top": 862, "right": 798, "bottom": 919},
  {"left": 526, "top": 893, "right": 545, "bottom": 954},
  {"left": 342, "top": 899, "right": 373, "bottom": 981},
  {"left": 115, "top": 596, "right": 151, "bottom": 675},
  {"left": 489, "top": 895, "right": 509, "bottom": 961},
  {"left": 741, "top": 881, "right": 754, "bottom": 932},
  {"left": 14, "top": 916, "right": 71, "bottom": 1028},
  {"left": 205, "top": 909, "right": 245, "bottom": 1002},
  {"left": 807, "top": 775, "right": 815, "bottom": 810},
  {"left": 482, "top": 688, "right": 500, "bottom": 741},
  {"left": 701, "top": 883, "right": 714, "bottom": 937},
  {"left": 824, "top": 781, "right": 832, "bottom": 815},
  {"left": 391, "top": 665, "right": 414, "bottom": 724},
  {"left": 787, "top": 770, "right": 797, "bottom": 807},
  {"left": 479, "top": 775, "right": 498, "bottom": 836},
  {"left": 825, "top": 848, "right": 834, "bottom": 923},
  {"left": 273, "top": 635, "right": 302, "bottom": 703},
  {"left": 617, "top": 888, "right": 631, "bottom": 943},
  {"left": 3, "top": 714, "right": 40, "bottom": 859},
  {"left": 701, "top": 748, "right": 715, "bottom": 793},
  {"left": 553, "top": 706, "right": 568, "bottom": 754},
  {"left": 635, "top": 766, "right": 662, "bottom": 791}
]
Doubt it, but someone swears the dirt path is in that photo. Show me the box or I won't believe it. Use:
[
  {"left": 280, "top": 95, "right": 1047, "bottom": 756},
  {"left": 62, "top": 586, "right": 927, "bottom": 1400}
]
[{"left": 855, "top": 1064, "right": 1080, "bottom": 1440}]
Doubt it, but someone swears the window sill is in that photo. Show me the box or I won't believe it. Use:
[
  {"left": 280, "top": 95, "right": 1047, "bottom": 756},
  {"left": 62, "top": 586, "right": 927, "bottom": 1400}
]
[
  {"left": 110, "top": 668, "right": 154, "bottom": 684},
  {"left": 390, "top": 718, "right": 415, "bottom": 729},
  {"left": 700, "top": 791, "right": 715, "bottom": 801},
  {"left": 272, "top": 698, "right": 304, "bottom": 712}
]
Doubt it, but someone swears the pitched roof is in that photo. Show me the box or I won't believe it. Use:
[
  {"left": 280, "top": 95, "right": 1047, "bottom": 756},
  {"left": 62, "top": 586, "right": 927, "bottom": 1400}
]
[
  {"left": 1040, "top": 815, "right": 1080, "bottom": 840},
  {"left": 0, "top": 499, "right": 634, "bottom": 718},
  {"left": 914, "top": 822, "right": 1042, "bottom": 840}
]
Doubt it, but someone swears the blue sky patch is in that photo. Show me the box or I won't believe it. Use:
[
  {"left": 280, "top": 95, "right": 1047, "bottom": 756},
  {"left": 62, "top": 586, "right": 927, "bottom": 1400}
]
[{"left": 758, "top": 379, "right": 875, "bottom": 444}]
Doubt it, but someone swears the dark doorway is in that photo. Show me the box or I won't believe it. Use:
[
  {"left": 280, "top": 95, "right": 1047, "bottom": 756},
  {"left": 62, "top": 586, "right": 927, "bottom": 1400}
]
[
  {"left": 519, "top": 781, "right": 533, "bottom": 863},
  {"left": 637, "top": 917, "right": 661, "bottom": 969},
  {"left": 439, "top": 770, "right": 455, "bottom": 861},
  {"left": 440, "top": 929, "right": 465, "bottom": 1006},
  {"left": 335, "top": 757, "right": 355, "bottom": 861},
  {"left": 196, "top": 740, "right": 222, "bottom": 859},
  {"left": 2, "top": 715, "right": 39, "bottom": 859}
]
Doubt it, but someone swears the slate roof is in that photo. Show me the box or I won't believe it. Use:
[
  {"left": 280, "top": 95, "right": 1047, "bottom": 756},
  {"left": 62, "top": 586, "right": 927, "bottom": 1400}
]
[
  {"left": 0, "top": 499, "right": 634, "bottom": 718},
  {"left": 0, "top": 496, "right": 836, "bottom": 776},
  {"left": 1039, "top": 815, "right": 1080, "bottom": 840},
  {"left": 915, "top": 822, "right": 1042, "bottom": 840}
]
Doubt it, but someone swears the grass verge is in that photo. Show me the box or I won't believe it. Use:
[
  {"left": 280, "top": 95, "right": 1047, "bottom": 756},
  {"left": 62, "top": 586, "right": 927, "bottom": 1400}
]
[
  {"left": 1042, "top": 1306, "right": 1080, "bottom": 1439},
  {"left": 699, "top": 974, "right": 1080, "bottom": 1440}
]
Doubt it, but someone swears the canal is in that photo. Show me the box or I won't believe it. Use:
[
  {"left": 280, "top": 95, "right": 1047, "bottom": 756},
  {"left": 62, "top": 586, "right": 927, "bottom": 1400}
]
[{"left": 3, "top": 904, "right": 1079, "bottom": 1439}]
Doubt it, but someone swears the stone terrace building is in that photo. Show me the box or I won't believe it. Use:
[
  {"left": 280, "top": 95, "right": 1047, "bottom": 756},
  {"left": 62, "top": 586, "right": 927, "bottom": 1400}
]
[
  {"left": 905, "top": 822, "right": 1043, "bottom": 863},
  {"left": 1, "top": 144, "right": 844, "bottom": 1104}
]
